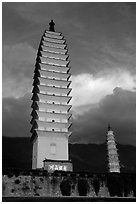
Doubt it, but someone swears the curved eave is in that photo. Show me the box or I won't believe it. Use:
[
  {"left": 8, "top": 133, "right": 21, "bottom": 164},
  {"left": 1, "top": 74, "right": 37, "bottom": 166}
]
[
  {"left": 44, "top": 32, "right": 63, "bottom": 40},
  {"left": 42, "top": 41, "right": 67, "bottom": 50},
  {"left": 46, "top": 30, "right": 62, "bottom": 36},
  {"left": 31, "top": 92, "right": 72, "bottom": 103},
  {"left": 42, "top": 36, "right": 66, "bottom": 44},
  {"left": 30, "top": 129, "right": 72, "bottom": 142},
  {"left": 34, "top": 69, "right": 71, "bottom": 81},
  {"left": 31, "top": 101, "right": 72, "bottom": 111},
  {"left": 33, "top": 77, "right": 71, "bottom": 88},
  {"left": 41, "top": 45, "right": 68, "bottom": 55},
  {"left": 40, "top": 50, "right": 69, "bottom": 61},
  {"left": 31, "top": 109, "right": 72, "bottom": 120},
  {"left": 40, "top": 56, "right": 70, "bottom": 67},
  {"left": 37, "top": 62, "right": 70, "bottom": 73},
  {"left": 31, "top": 119, "right": 72, "bottom": 128},
  {"left": 32, "top": 84, "right": 72, "bottom": 96}
]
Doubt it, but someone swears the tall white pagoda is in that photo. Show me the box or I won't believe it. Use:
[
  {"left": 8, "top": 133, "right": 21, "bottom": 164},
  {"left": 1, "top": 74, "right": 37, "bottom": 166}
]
[
  {"left": 106, "top": 125, "right": 120, "bottom": 173},
  {"left": 30, "top": 20, "right": 72, "bottom": 172}
]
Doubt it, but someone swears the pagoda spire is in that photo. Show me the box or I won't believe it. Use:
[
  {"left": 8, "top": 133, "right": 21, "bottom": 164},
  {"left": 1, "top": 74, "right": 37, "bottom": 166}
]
[
  {"left": 108, "top": 124, "right": 112, "bottom": 131},
  {"left": 49, "top": 20, "right": 55, "bottom": 32},
  {"left": 106, "top": 125, "right": 121, "bottom": 173}
]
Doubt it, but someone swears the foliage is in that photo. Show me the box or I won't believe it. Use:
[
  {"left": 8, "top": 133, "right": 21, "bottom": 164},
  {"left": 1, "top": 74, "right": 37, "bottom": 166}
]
[
  {"left": 93, "top": 176, "right": 100, "bottom": 196},
  {"left": 77, "top": 178, "right": 89, "bottom": 196},
  {"left": 107, "top": 173, "right": 123, "bottom": 197},
  {"left": 60, "top": 178, "right": 71, "bottom": 196}
]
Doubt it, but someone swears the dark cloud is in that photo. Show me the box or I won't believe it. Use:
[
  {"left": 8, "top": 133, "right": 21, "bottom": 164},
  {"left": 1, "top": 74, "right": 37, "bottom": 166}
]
[
  {"left": 2, "top": 88, "right": 136, "bottom": 146},
  {"left": 2, "top": 94, "right": 31, "bottom": 137},
  {"left": 2, "top": 3, "right": 40, "bottom": 46},
  {"left": 2, "top": 43, "right": 36, "bottom": 97},
  {"left": 3, "top": 2, "right": 136, "bottom": 75},
  {"left": 70, "top": 88, "right": 136, "bottom": 146},
  {"left": 3, "top": 43, "right": 36, "bottom": 79}
]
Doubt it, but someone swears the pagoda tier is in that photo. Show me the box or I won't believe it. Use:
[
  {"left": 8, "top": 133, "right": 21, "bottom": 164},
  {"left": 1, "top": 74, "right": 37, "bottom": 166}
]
[
  {"left": 43, "top": 36, "right": 66, "bottom": 44},
  {"left": 32, "top": 84, "right": 71, "bottom": 96},
  {"left": 42, "top": 41, "right": 67, "bottom": 49},
  {"left": 34, "top": 69, "right": 71, "bottom": 80},
  {"left": 31, "top": 120, "right": 72, "bottom": 132},
  {"left": 32, "top": 93, "right": 72, "bottom": 104},
  {"left": 40, "top": 50, "right": 69, "bottom": 60},
  {"left": 31, "top": 27, "right": 72, "bottom": 170},
  {"left": 46, "top": 30, "right": 61, "bottom": 35},
  {"left": 39, "top": 56, "right": 70, "bottom": 67},
  {"left": 31, "top": 110, "right": 72, "bottom": 121},
  {"left": 37, "top": 63, "right": 70, "bottom": 73},
  {"left": 41, "top": 45, "right": 68, "bottom": 55},
  {"left": 31, "top": 101, "right": 72, "bottom": 112},
  {"left": 33, "top": 77, "right": 71, "bottom": 88},
  {"left": 44, "top": 32, "right": 63, "bottom": 39},
  {"left": 106, "top": 125, "right": 120, "bottom": 173},
  {"left": 32, "top": 130, "right": 71, "bottom": 139}
]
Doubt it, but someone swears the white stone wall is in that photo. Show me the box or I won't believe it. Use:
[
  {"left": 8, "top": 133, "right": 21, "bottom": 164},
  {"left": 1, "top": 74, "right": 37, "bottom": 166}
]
[
  {"left": 37, "top": 135, "right": 68, "bottom": 168},
  {"left": 32, "top": 138, "right": 38, "bottom": 169}
]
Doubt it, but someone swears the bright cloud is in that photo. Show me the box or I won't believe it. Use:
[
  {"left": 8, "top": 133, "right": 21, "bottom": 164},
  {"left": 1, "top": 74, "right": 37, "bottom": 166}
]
[{"left": 71, "top": 70, "right": 135, "bottom": 111}]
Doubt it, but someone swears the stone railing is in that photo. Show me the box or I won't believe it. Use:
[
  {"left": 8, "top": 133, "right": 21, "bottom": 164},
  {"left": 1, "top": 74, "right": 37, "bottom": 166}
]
[{"left": 2, "top": 170, "right": 136, "bottom": 198}]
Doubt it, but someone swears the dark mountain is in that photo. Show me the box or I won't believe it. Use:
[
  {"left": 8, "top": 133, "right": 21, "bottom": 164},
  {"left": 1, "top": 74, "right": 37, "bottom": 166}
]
[
  {"left": 2, "top": 137, "right": 136, "bottom": 173},
  {"left": 2, "top": 137, "right": 32, "bottom": 170}
]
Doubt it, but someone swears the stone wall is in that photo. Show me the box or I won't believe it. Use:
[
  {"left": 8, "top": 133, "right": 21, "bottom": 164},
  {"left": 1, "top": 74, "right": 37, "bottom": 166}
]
[{"left": 2, "top": 171, "right": 135, "bottom": 197}]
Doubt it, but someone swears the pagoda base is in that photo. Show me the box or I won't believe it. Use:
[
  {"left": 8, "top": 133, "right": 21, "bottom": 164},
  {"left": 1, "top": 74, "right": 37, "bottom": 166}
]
[{"left": 43, "top": 159, "right": 73, "bottom": 172}]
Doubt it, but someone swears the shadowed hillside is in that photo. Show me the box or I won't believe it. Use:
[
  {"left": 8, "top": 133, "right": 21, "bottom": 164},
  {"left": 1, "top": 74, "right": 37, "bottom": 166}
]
[{"left": 2, "top": 137, "right": 136, "bottom": 173}]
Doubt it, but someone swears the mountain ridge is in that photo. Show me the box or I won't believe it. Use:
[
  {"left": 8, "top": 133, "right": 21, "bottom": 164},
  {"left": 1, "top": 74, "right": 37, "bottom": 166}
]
[{"left": 2, "top": 136, "right": 136, "bottom": 173}]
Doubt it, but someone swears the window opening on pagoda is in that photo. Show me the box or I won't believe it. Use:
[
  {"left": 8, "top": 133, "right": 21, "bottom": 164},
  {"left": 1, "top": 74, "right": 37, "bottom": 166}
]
[
  {"left": 50, "top": 143, "right": 56, "bottom": 155},
  {"left": 52, "top": 120, "right": 55, "bottom": 122},
  {"left": 53, "top": 111, "right": 55, "bottom": 113},
  {"left": 53, "top": 94, "right": 55, "bottom": 96},
  {"left": 52, "top": 129, "right": 54, "bottom": 131},
  {"left": 53, "top": 102, "right": 55, "bottom": 104}
]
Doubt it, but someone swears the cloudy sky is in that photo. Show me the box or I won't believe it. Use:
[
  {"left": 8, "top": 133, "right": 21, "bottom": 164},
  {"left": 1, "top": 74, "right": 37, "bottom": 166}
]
[{"left": 2, "top": 2, "right": 136, "bottom": 145}]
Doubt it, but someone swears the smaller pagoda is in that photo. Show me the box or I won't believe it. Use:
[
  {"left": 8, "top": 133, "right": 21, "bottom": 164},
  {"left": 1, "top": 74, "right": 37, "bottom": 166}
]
[{"left": 106, "top": 125, "right": 120, "bottom": 173}]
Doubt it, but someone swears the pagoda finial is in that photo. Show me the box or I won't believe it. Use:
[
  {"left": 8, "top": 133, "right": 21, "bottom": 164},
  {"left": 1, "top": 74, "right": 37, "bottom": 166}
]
[
  {"left": 108, "top": 124, "right": 112, "bottom": 131},
  {"left": 49, "top": 20, "right": 55, "bottom": 32}
]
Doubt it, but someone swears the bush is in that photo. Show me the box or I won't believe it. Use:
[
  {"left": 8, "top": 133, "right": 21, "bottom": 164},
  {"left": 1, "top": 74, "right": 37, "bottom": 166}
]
[
  {"left": 60, "top": 178, "right": 71, "bottom": 196},
  {"left": 77, "top": 178, "right": 89, "bottom": 196},
  {"left": 107, "top": 173, "right": 123, "bottom": 197},
  {"left": 123, "top": 174, "right": 132, "bottom": 197},
  {"left": 51, "top": 177, "right": 58, "bottom": 186},
  {"left": 7, "top": 173, "right": 13, "bottom": 178},
  {"left": 93, "top": 176, "right": 100, "bottom": 196},
  {"left": 131, "top": 174, "right": 136, "bottom": 197},
  {"left": 2, "top": 182, "right": 6, "bottom": 195}
]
